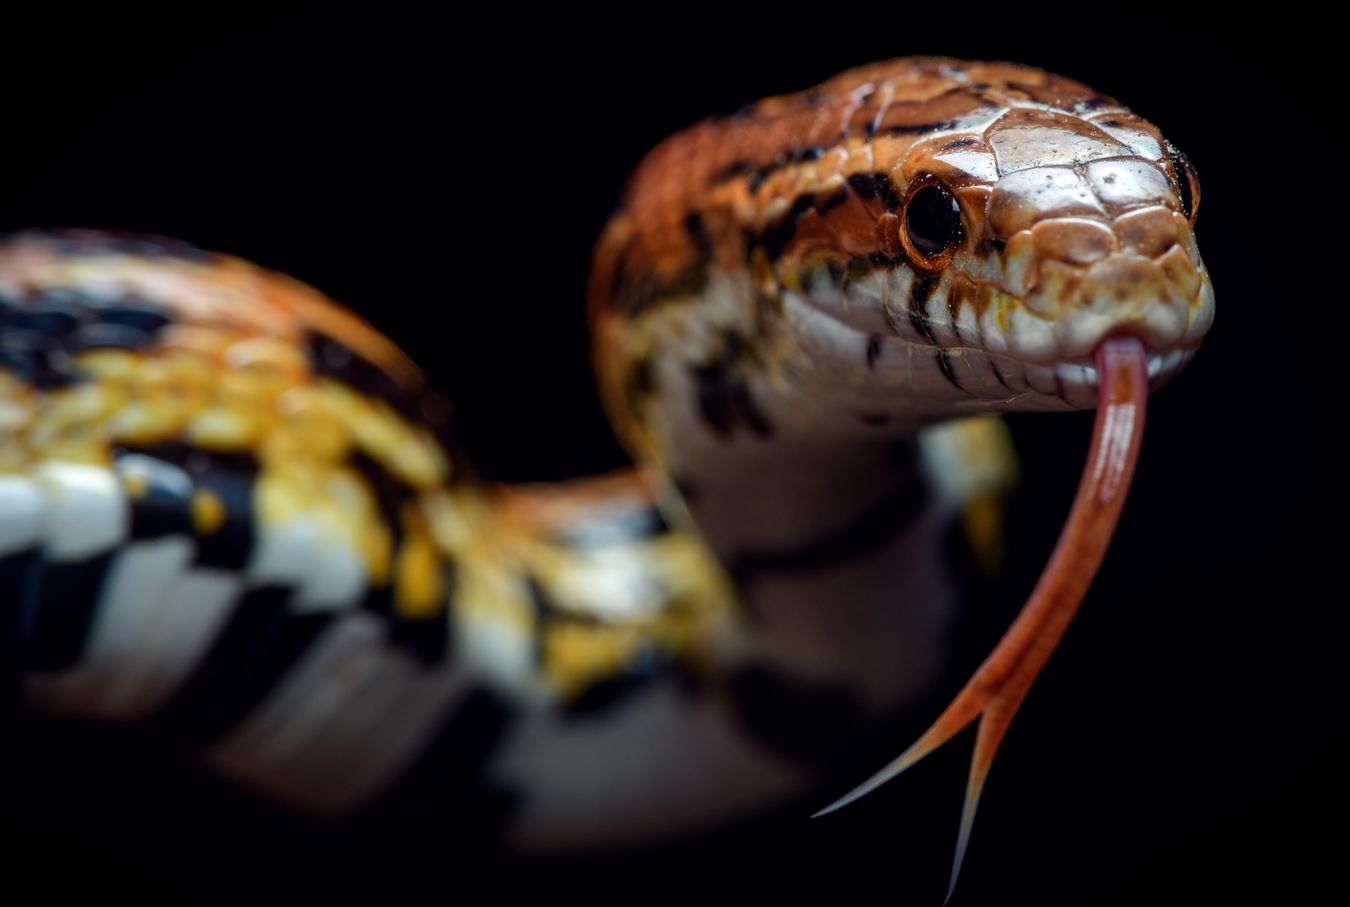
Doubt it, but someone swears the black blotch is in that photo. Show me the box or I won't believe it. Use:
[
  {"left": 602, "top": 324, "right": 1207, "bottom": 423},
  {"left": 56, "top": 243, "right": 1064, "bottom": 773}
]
[
  {"left": 562, "top": 649, "right": 677, "bottom": 719},
  {"left": 152, "top": 585, "right": 294, "bottom": 739},
  {"left": 25, "top": 553, "right": 116, "bottom": 673},
  {"left": 759, "top": 192, "right": 817, "bottom": 260},
  {"left": 608, "top": 248, "right": 712, "bottom": 317},
  {"left": 846, "top": 172, "right": 905, "bottom": 210},
  {"left": 691, "top": 331, "right": 773, "bottom": 440},
  {"left": 309, "top": 332, "right": 403, "bottom": 406},
  {"left": 387, "top": 573, "right": 451, "bottom": 665},
  {"left": 711, "top": 160, "right": 744, "bottom": 180},
  {"left": 0, "top": 550, "right": 38, "bottom": 709},
  {"left": 683, "top": 212, "right": 713, "bottom": 262},
  {"left": 909, "top": 275, "right": 940, "bottom": 343},
  {"left": 7, "top": 294, "right": 82, "bottom": 337},
  {"left": 526, "top": 564, "right": 688, "bottom": 718},
  {"left": 118, "top": 443, "right": 260, "bottom": 480},
  {"left": 65, "top": 323, "right": 151, "bottom": 353},
  {"left": 93, "top": 299, "right": 173, "bottom": 334},
  {"left": 936, "top": 349, "right": 967, "bottom": 393},
  {"left": 0, "top": 332, "right": 67, "bottom": 388},
  {"left": 0, "top": 286, "right": 172, "bottom": 385},
  {"left": 866, "top": 336, "right": 882, "bottom": 369},
  {"left": 1077, "top": 95, "right": 1112, "bottom": 111},
  {"left": 741, "top": 147, "right": 825, "bottom": 190},
  {"left": 883, "top": 119, "right": 957, "bottom": 135},
  {"left": 190, "top": 469, "right": 257, "bottom": 572},
  {"left": 624, "top": 356, "right": 656, "bottom": 420},
  {"left": 911, "top": 274, "right": 939, "bottom": 303},
  {"left": 349, "top": 451, "right": 413, "bottom": 557},
  {"left": 347, "top": 448, "right": 412, "bottom": 619},
  {"left": 711, "top": 160, "right": 753, "bottom": 184},
  {"left": 526, "top": 575, "right": 570, "bottom": 668},
  {"left": 306, "top": 332, "right": 459, "bottom": 457},
  {"left": 204, "top": 611, "right": 331, "bottom": 730},
  {"left": 117, "top": 449, "right": 256, "bottom": 556},
  {"left": 861, "top": 252, "right": 898, "bottom": 272},
  {"left": 988, "top": 358, "right": 1015, "bottom": 394},
  {"left": 114, "top": 453, "right": 194, "bottom": 539},
  {"left": 940, "top": 137, "right": 980, "bottom": 151},
  {"left": 161, "top": 606, "right": 333, "bottom": 744}
]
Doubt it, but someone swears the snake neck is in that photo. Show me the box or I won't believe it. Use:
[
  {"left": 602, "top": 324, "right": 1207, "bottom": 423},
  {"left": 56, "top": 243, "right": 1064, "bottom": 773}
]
[
  {"left": 672, "top": 436, "right": 922, "bottom": 567},
  {"left": 676, "top": 432, "right": 959, "bottom": 714},
  {"left": 587, "top": 270, "right": 1013, "bottom": 714}
]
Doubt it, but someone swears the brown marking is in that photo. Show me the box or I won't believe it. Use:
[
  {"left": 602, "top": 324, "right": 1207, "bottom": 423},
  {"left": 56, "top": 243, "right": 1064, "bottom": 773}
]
[{"left": 588, "top": 58, "right": 1109, "bottom": 318}]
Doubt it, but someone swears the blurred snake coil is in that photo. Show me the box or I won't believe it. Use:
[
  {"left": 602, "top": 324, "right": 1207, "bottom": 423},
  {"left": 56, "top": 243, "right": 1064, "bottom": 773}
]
[{"left": 0, "top": 56, "right": 1211, "bottom": 891}]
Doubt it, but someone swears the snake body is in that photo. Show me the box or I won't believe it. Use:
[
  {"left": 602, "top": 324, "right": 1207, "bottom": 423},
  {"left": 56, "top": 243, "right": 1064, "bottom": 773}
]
[{"left": 1, "top": 57, "right": 1211, "bottom": 874}]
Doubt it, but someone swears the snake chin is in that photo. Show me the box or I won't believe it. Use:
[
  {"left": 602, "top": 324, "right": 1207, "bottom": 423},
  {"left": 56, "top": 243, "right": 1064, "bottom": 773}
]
[{"left": 990, "top": 345, "right": 1199, "bottom": 409}]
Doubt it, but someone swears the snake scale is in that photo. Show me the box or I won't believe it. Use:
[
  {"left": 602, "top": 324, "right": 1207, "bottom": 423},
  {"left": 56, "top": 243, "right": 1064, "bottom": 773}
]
[{"left": 1, "top": 57, "right": 1211, "bottom": 896}]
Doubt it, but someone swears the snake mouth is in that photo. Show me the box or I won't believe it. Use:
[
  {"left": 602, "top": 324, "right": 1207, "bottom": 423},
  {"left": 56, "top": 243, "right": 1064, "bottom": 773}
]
[
  {"left": 985, "top": 342, "right": 1199, "bottom": 409},
  {"left": 781, "top": 280, "right": 1203, "bottom": 415}
]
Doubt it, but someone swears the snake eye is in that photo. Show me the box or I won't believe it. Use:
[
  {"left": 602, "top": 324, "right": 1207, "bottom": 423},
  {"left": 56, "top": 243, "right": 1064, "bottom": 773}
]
[
  {"left": 1169, "top": 145, "right": 1201, "bottom": 227},
  {"left": 901, "top": 177, "right": 962, "bottom": 269}
]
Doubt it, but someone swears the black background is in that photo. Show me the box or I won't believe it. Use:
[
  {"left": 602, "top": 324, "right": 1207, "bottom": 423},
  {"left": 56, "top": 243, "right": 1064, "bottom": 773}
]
[{"left": 3, "top": 20, "right": 1339, "bottom": 906}]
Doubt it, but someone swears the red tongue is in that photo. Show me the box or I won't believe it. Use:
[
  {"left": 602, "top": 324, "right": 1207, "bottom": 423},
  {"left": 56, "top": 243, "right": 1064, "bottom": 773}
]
[{"left": 815, "top": 336, "right": 1150, "bottom": 902}]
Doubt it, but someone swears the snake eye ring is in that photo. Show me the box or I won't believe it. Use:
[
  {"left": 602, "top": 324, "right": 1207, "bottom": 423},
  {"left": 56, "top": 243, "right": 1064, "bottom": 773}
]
[
  {"left": 900, "top": 175, "right": 963, "bottom": 270},
  {"left": 1168, "top": 145, "right": 1201, "bottom": 227}
]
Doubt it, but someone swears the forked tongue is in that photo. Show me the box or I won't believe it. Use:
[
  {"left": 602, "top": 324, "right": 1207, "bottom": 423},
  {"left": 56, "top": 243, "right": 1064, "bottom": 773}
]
[{"left": 814, "top": 336, "right": 1150, "bottom": 903}]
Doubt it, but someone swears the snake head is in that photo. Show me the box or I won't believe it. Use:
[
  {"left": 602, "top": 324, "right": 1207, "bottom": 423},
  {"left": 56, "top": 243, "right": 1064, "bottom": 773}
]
[
  {"left": 912, "top": 108, "right": 1209, "bottom": 404},
  {"left": 591, "top": 59, "right": 1214, "bottom": 448},
  {"left": 777, "top": 70, "right": 1213, "bottom": 418}
]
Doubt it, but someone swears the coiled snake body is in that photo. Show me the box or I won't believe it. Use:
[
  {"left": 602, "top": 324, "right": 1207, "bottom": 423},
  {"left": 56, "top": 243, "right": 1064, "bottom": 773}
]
[{"left": 0, "top": 57, "right": 1212, "bottom": 889}]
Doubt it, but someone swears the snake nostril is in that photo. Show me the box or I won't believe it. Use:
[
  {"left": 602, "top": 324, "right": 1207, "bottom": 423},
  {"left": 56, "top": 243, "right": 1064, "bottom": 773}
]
[
  {"left": 1112, "top": 207, "right": 1181, "bottom": 258},
  {"left": 1031, "top": 219, "right": 1117, "bottom": 266},
  {"left": 1157, "top": 244, "right": 1202, "bottom": 299}
]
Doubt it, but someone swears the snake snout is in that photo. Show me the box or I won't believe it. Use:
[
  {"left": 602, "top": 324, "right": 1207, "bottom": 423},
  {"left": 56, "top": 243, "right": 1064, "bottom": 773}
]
[{"left": 995, "top": 208, "right": 1212, "bottom": 365}]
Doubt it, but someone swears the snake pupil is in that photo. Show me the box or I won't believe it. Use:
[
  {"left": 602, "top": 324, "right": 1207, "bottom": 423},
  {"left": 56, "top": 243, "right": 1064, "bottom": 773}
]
[{"left": 904, "top": 181, "right": 961, "bottom": 264}]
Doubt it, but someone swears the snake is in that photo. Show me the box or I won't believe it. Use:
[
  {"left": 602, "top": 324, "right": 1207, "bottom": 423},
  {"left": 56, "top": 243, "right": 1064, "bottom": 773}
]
[{"left": 0, "top": 56, "right": 1212, "bottom": 896}]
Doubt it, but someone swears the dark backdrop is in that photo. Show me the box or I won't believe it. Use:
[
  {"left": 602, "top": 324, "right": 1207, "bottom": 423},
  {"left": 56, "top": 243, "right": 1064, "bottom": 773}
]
[{"left": 3, "top": 20, "right": 1339, "bottom": 906}]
